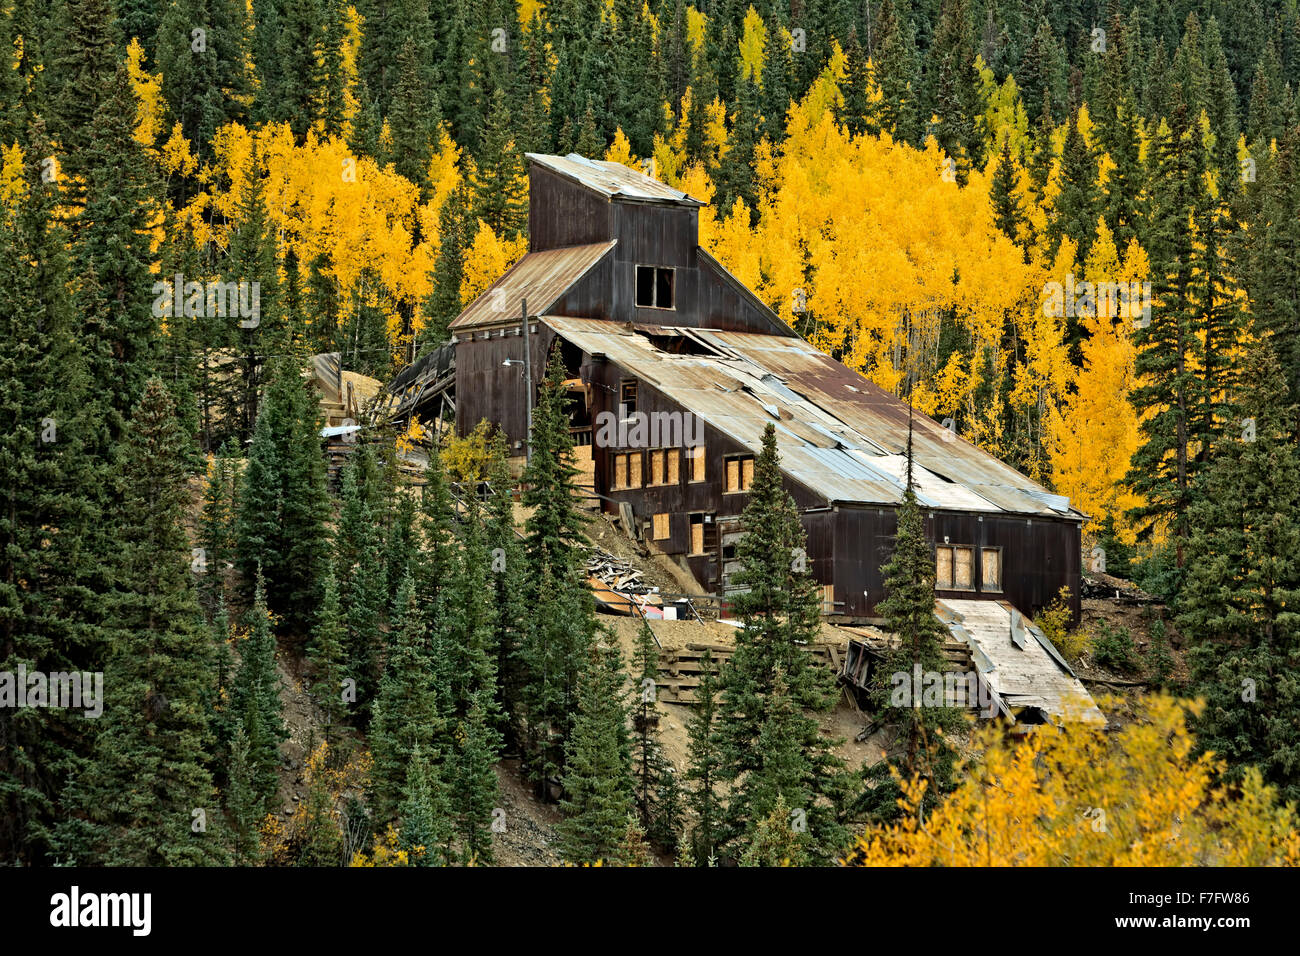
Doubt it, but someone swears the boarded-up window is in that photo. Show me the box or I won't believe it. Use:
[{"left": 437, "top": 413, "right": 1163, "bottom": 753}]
[
  {"left": 725, "top": 456, "right": 754, "bottom": 492},
  {"left": 666, "top": 449, "right": 680, "bottom": 483},
  {"left": 612, "top": 452, "right": 643, "bottom": 490},
  {"left": 689, "top": 446, "right": 705, "bottom": 481},
  {"left": 936, "top": 545, "right": 975, "bottom": 590},
  {"left": 649, "top": 451, "right": 665, "bottom": 485},
  {"left": 689, "top": 514, "right": 705, "bottom": 554},
  {"left": 821, "top": 584, "right": 835, "bottom": 614},
  {"left": 653, "top": 513, "right": 670, "bottom": 540},
  {"left": 936, "top": 547, "right": 953, "bottom": 588},
  {"left": 981, "top": 548, "right": 1002, "bottom": 591},
  {"left": 953, "top": 546, "right": 974, "bottom": 589}
]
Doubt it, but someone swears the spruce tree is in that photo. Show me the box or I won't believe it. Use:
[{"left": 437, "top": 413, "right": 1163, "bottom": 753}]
[
  {"left": 631, "top": 620, "right": 680, "bottom": 850},
  {"left": 399, "top": 745, "right": 454, "bottom": 866},
  {"left": 684, "top": 649, "right": 722, "bottom": 864},
  {"left": 309, "top": 563, "right": 349, "bottom": 747},
  {"left": 715, "top": 423, "right": 847, "bottom": 863},
  {"left": 1178, "top": 347, "right": 1300, "bottom": 804},
  {"left": 225, "top": 720, "right": 263, "bottom": 864},
  {"left": 61, "top": 379, "right": 227, "bottom": 865},
  {"left": 518, "top": 350, "right": 597, "bottom": 790},
  {"left": 234, "top": 354, "right": 331, "bottom": 632},
  {"left": 557, "top": 638, "right": 634, "bottom": 864},
  {"left": 0, "top": 139, "right": 107, "bottom": 862},
  {"left": 369, "top": 573, "right": 444, "bottom": 825},
  {"left": 231, "top": 573, "right": 288, "bottom": 813}
]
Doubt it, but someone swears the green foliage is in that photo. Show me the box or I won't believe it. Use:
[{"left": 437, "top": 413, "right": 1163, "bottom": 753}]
[
  {"left": 1091, "top": 622, "right": 1139, "bottom": 673},
  {"left": 557, "top": 638, "right": 634, "bottom": 864},
  {"left": 231, "top": 573, "right": 288, "bottom": 814},
  {"left": 717, "top": 423, "right": 848, "bottom": 863}
]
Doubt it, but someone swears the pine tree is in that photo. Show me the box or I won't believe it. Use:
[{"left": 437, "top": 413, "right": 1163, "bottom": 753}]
[
  {"left": 234, "top": 355, "right": 331, "bottom": 631},
  {"left": 232, "top": 573, "right": 287, "bottom": 814},
  {"left": 1178, "top": 347, "right": 1300, "bottom": 804},
  {"left": 197, "top": 443, "right": 238, "bottom": 614},
  {"left": 61, "top": 379, "right": 227, "bottom": 865},
  {"left": 369, "top": 573, "right": 444, "bottom": 825},
  {"left": 684, "top": 649, "right": 722, "bottom": 864},
  {"left": 399, "top": 744, "right": 453, "bottom": 866},
  {"left": 1126, "top": 101, "right": 1210, "bottom": 570},
  {"left": 518, "top": 351, "right": 597, "bottom": 790},
  {"left": 225, "top": 720, "right": 262, "bottom": 864},
  {"left": 72, "top": 62, "right": 159, "bottom": 453},
  {"left": 631, "top": 619, "right": 680, "bottom": 849},
  {"left": 388, "top": 35, "right": 439, "bottom": 191},
  {"left": 557, "top": 638, "right": 634, "bottom": 864},
  {"left": 420, "top": 184, "right": 471, "bottom": 349},
  {"left": 309, "top": 563, "right": 349, "bottom": 746},
  {"left": 449, "top": 692, "right": 502, "bottom": 864},
  {"left": 0, "top": 136, "right": 107, "bottom": 864},
  {"left": 738, "top": 793, "right": 807, "bottom": 867},
  {"left": 874, "top": 416, "right": 959, "bottom": 805},
  {"left": 471, "top": 89, "right": 528, "bottom": 238},
  {"left": 715, "top": 423, "right": 847, "bottom": 863}
]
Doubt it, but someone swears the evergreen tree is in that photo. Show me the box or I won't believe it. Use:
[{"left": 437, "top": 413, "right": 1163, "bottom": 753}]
[
  {"left": 684, "top": 649, "right": 722, "bottom": 864},
  {"left": 234, "top": 354, "right": 331, "bottom": 631},
  {"left": 0, "top": 137, "right": 107, "bottom": 864},
  {"left": 715, "top": 423, "right": 847, "bottom": 862},
  {"left": 231, "top": 573, "right": 288, "bottom": 813},
  {"left": 62, "top": 379, "right": 228, "bottom": 865},
  {"left": 449, "top": 693, "right": 502, "bottom": 864},
  {"left": 399, "top": 744, "right": 454, "bottom": 866},
  {"left": 471, "top": 89, "right": 528, "bottom": 239},
  {"left": 631, "top": 619, "right": 680, "bottom": 849},
  {"left": 309, "top": 563, "right": 349, "bottom": 746},
  {"left": 369, "top": 573, "right": 444, "bottom": 825},
  {"left": 518, "top": 350, "right": 597, "bottom": 790},
  {"left": 225, "top": 720, "right": 262, "bottom": 864},
  {"left": 557, "top": 638, "right": 634, "bottom": 864},
  {"left": 1178, "top": 347, "right": 1300, "bottom": 805}
]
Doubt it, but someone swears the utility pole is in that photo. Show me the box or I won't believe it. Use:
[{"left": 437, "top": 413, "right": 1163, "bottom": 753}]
[{"left": 522, "top": 297, "right": 532, "bottom": 464}]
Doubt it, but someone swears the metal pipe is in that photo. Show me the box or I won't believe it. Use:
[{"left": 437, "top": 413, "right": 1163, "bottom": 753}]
[{"left": 522, "top": 297, "right": 531, "bottom": 464}]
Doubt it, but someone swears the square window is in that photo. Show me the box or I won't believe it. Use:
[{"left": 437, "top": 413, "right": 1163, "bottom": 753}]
[
  {"left": 936, "top": 545, "right": 975, "bottom": 590},
  {"left": 724, "top": 456, "right": 754, "bottom": 492},
  {"left": 635, "top": 266, "right": 675, "bottom": 309}
]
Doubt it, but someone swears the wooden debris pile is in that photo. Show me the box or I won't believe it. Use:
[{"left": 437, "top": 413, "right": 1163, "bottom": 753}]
[{"left": 586, "top": 547, "right": 666, "bottom": 618}]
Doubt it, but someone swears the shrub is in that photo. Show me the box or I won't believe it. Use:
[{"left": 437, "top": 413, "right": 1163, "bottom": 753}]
[{"left": 1092, "top": 622, "right": 1139, "bottom": 673}]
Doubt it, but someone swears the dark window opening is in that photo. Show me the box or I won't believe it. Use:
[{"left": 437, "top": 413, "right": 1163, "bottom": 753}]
[
  {"left": 636, "top": 266, "right": 675, "bottom": 309},
  {"left": 619, "top": 380, "right": 637, "bottom": 418}
]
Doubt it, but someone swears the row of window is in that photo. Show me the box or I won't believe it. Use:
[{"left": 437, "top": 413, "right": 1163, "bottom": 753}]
[
  {"left": 610, "top": 449, "right": 755, "bottom": 492},
  {"left": 936, "top": 544, "right": 1002, "bottom": 592}
]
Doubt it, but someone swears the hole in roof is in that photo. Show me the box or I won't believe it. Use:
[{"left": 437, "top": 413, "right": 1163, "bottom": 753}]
[{"left": 634, "top": 329, "right": 724, "bottom": 357}]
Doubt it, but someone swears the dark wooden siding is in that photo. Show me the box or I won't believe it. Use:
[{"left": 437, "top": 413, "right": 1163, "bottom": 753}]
[
  {"left": 528, "top": 167, "right": 613, "bottom": 250},
  {"left": 830, "top": 507, "right": 1082, "bottom": 622},
  {"left": 454, "top": 325, "right": 557, "bottom": 447}
]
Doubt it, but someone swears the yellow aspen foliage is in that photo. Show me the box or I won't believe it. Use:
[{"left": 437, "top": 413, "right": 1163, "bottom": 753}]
[
  {"left": 685, "top": 6, "right": 708, "bottom": 55},
  {"left": 517, "top": 0, "right": 543, "bottom": 27},
  {"left": 460, "top": 219, "right": 527, "bottom": 305},
  {"left": 0, "top": 144, "right": 27, "bottom": 213},
  {"left": 125, "top": 38, "right": 166, "bottom": 148},
  {"left": 738, "top": 7, "right": 766, "bottom": 85},
  {"left": 339, "top": 4, "right": 364, "bottom": 137},
  {"left": 846, "top": 696, "right": 1300, "bottom": 866},
  {"left": 604, "top": 128, "right": 639, "bottom": 170},
  {"left": 1050, "top": 220, "right": 1147, "bottom": 542},
  {"left": 161, "top": 123, "right": 198, "bottom": 178},
  {"left": 975, "top": 58, "right": 1029, "bottom": 162}
]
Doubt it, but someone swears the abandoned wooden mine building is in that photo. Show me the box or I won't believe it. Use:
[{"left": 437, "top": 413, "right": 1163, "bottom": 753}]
[{"left": 438, "top": 152, "right": 1085, "bottom": 624}]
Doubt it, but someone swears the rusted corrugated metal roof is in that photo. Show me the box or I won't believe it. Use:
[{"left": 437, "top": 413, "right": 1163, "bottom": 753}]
[
  {"left": 938, "top": 599, "right": 1104, "bottom": 725},
  {"left": 544, "top": 316, "right": 1085, "bottom": 520},
  {"left": 448, "top": 241, "right": 615, "bottom": 331},
  {"left": 526, "top": 153, "right": 706, "bottom": 206}
]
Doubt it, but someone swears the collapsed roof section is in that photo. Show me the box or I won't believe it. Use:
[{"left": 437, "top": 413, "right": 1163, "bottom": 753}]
[
  {"left": 545, "top": 316, "right": 1085, "bottom": 520},
  {"left": 937, "top": 598, "right": 1104, "bottom": 726}
]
